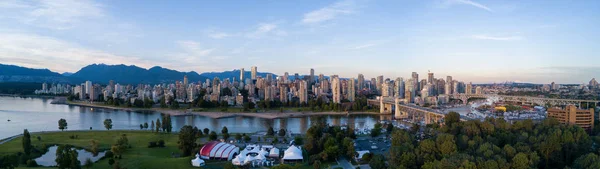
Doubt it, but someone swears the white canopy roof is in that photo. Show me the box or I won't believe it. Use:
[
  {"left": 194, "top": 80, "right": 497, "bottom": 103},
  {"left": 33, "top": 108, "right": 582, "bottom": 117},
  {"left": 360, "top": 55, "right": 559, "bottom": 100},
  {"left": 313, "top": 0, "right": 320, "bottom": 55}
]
[
  {"left": 243, "top": 155, "right": 255, "bottom": 164},
  {"left": 282, "top": 145, "right": 303, "bottom": 160},
  {"left": 191, "top": 154, "right": 205, "bottom": 167}
]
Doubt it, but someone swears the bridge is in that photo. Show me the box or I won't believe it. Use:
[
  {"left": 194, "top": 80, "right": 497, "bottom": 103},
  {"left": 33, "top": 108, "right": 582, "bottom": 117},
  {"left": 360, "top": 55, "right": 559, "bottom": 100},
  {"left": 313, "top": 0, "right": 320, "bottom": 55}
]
[
  {"left": 448, "top": 94, "right": 600, "bottom": 107},
  {"left": 368, "top": 97, "right": 449, "bottom": 125}
]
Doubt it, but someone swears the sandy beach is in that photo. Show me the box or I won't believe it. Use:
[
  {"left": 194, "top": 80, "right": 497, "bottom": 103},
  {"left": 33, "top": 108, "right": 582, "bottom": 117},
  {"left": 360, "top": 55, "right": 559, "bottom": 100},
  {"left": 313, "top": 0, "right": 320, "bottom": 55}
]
[{"left": 59, "top": 101, "right": 390, "bottom": 119}]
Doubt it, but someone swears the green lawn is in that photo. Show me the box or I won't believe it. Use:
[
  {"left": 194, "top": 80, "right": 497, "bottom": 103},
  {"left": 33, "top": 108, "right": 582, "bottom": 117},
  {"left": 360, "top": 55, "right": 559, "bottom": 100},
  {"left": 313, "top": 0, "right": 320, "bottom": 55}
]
[{"left": 0, "top": 130, "right": 215, "bottom": 169}]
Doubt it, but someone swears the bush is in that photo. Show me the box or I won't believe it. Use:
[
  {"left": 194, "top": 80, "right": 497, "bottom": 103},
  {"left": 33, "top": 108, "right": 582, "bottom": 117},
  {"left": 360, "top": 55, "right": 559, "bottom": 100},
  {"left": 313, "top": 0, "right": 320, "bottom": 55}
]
[
  {"left": 148, "top": 141, "right": 157, "bottom": 148},
  {"left": 108, "top": 158, "right": 115, "bottom": 165},
  {"left": 26, "top": 159, "right": 38, "bottom": 167},
  {"left": 105, "top": 151, "right": 114, "bottom": 159},
  {"left": 158, "top": 140, "right": 165, "bottom": 147}
]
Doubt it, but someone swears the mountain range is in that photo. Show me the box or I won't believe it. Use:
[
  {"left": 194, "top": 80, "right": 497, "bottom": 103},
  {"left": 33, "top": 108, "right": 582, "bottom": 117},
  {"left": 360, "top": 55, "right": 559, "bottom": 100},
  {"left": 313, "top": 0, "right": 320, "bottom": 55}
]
[{"left": 0, "top": 63, "right": 278, "bottom": 85}]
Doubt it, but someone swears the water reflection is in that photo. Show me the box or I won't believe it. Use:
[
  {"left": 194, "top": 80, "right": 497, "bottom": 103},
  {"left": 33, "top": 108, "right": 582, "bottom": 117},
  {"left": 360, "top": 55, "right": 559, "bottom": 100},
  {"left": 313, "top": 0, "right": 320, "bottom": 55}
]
[
  {"left": 35, "top": 146, "right": 106, "bottom": 167},
  {"left": 0, "top": 96, "right": 387, "bottom": 139}
]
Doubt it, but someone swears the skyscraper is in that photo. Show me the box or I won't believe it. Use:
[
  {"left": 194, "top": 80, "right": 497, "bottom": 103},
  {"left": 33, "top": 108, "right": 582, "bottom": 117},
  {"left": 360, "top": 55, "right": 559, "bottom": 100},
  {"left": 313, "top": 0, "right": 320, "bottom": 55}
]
[
  {"left": 357, "top": 74, "right": 365, "bottom": 90},
  {"left": 394, "top": 78, "right": 405, "bottom": 98},
  {"left": 347, "top": 78, "right": 356, "bottom": 102},
  {"left": 251, "top": 66, "right": 257, "bottom": 80},
  {"left": 240, "top": 68, "right": 245, "bottom": 82},
  {"left": 466, "top": 82, "right": 473, "bottom": 94},
  {"left": 85, "top": 81, "right": 92, "bottom": 95},
  {"left": 331, "top": 76, "right": 341, "bottom": 103},
  {"left": 405, "top": 79, "right": 415, "bottom": 103},
  {"left": 412, "top": 72, "right": 419, "bottom": 92},
  {"left": 318, "top": 74, "right": 324, "bottom": 84},
  {"left": 183, "top": 75, "right": 188, "bottom": 87},
  {"left": 310, "top": 68, "right": 314, "bottom": 84},
  {"left": 446, "top": 76, "right": 453, "bottom": 94},
  {"left": 376, "top": 76, "right": 384, "bottom": 94},
  {"left": 299, "top": 80, "right": 308, "bottom": 104},
  {"left": 428, "top": 71, "right": 434, "bottom": 84}
]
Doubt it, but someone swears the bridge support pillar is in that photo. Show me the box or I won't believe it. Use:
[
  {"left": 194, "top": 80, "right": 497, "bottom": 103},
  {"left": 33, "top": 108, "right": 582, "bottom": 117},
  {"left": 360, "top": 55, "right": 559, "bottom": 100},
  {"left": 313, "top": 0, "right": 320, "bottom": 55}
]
[
  {"left": 379, "top": 97, "right": 384, "bottom": 113},
  {"left": 395, "top": 97, "right": 407, "bottom": 119}
]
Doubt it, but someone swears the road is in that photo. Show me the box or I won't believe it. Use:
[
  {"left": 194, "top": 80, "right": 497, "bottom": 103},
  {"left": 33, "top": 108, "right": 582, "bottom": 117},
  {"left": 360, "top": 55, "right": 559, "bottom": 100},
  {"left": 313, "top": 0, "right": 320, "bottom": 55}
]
[{"left": 337, "top": 157, "right": 354, "bottom": 169}]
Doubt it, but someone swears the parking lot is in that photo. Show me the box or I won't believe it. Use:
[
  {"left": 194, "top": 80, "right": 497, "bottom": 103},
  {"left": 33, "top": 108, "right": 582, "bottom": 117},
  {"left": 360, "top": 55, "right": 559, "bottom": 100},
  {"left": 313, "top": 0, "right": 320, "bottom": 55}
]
[{"left": 354, "top": 136, "right": 391, "bottom": 155}]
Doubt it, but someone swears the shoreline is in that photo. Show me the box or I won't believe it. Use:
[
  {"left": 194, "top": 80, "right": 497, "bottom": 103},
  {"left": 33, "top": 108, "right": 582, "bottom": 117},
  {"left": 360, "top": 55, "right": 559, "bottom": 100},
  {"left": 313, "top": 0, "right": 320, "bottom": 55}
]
[{"left": 59, "top": 101, "right": 391, "bottom": 119}]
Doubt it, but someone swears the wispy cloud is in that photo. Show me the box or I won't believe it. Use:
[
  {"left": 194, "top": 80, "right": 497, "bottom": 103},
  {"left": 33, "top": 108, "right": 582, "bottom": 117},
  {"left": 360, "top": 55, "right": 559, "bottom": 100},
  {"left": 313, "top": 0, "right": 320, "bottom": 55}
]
[
  {"left": 246, "top": 23, "right": 287, "bottom": 39},
  {"left": 207, "top": 32, "right": 231, "bottom": 39},
  {"left": 471, "top": 35, "right": 522, "bottom": 41},
  {"left": 0, "top": 0, "right": 105, "bottom": 30},
  {"left": 445, "top": 0, "right": 493, "bottom": 12},
  {"left": 352, "top": 43, "right": 377, "bottom": 50},
  {"left": 302, "top": 0, "right": 355, "bottom": 24},
  {"left": 175, "top": 40, "right": 214, "bottom": 58},
  {"left": 0, "top": 33, "right": 152, "bottom": 73}
]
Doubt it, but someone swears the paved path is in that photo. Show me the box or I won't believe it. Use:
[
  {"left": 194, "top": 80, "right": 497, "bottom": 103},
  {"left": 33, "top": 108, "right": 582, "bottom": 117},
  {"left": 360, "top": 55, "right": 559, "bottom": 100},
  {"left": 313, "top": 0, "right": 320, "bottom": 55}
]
[{"left": 337, "top": 157, "right": 354, "bottom": 169}]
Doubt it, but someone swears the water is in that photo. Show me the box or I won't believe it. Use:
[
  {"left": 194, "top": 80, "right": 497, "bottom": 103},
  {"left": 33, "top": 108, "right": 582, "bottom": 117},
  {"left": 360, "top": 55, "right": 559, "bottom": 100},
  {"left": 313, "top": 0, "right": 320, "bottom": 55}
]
[
  {"left": 34, "top": 145, "right": 106, "bottom": 166},
  {"left": 0, "top": 96, "right": 387, "bottom": 139}
]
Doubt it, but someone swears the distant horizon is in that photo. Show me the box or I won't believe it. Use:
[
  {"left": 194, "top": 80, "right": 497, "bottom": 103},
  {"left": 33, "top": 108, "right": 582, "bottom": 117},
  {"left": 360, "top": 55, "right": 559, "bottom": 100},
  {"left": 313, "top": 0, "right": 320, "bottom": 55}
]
[{"left": 3, "top": 62, "right": 596, "bottom": 85}]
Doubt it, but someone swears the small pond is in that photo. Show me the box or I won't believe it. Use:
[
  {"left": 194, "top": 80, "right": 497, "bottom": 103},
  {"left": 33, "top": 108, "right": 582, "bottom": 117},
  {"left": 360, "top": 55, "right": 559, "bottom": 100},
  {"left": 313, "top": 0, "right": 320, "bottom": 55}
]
[{"left": 35, "top": 145, "right": 106, "bottom": 167}]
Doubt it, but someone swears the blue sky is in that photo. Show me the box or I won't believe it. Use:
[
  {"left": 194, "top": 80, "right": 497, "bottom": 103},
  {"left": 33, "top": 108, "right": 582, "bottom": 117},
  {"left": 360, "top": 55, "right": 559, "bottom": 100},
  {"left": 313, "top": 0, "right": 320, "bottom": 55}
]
[{"left": 0, "top": 0, "right": 598, "bottom": 84}]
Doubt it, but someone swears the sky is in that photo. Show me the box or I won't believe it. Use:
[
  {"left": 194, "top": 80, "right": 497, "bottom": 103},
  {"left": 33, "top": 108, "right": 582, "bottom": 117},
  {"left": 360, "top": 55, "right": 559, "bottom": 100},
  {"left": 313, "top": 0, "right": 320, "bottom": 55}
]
[{"left": 0, "top": 0, "right": 599, "bottom": 84}]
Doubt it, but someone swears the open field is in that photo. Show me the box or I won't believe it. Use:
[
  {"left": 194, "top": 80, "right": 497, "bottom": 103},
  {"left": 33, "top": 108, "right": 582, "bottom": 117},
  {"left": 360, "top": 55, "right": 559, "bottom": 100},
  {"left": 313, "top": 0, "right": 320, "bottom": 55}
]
[{"left": 0, "top": 130, "right": 212, "bottom": 169}]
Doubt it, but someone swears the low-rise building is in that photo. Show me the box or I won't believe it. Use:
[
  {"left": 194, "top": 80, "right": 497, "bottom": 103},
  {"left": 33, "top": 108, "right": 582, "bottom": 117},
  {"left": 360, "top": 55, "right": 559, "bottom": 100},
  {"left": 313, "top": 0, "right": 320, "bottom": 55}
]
[{"left": 547, "top": 105, "right": 594, "bottom": 130}]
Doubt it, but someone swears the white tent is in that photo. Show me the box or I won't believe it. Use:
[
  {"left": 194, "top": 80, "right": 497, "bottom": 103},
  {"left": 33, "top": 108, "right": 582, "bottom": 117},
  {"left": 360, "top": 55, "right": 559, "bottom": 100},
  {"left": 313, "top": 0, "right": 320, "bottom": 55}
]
[
  {"left": 191, "top": 154, "right": 205, "bottom": 167},
  {"left": 282, "top": 145, "right": 303, "bottom": 162},
  {"left": 232, "top": 155, "right": 244, "bottom": 166},
  {"left": 243, "top": 155, "right": 255, "bottom": 164},
  {"left": 269, "top": 147, "right": 280, "bottom": 158}
]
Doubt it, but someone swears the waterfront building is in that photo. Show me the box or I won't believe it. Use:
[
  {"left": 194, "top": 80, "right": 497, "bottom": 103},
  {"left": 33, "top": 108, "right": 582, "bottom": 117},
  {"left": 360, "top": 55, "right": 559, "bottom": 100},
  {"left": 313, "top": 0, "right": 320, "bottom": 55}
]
[
  {"left": 331, "top": 76, "right": 341, "bottom": 103},
  {"left": 547, "top": 105, "right": 594, "bottom": 130},
  {"left": 347, "top": 78, "right": 356, "bottom": 102}
]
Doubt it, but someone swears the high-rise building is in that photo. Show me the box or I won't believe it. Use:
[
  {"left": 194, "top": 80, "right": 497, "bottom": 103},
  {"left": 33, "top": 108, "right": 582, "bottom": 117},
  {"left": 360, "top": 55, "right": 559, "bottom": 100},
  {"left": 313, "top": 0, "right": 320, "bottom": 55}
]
[
  {"left": 466, "top": 82, "right": 473, "bottom": 94},
  {"left": 547, "top": 105, "right": 594, "bottom": 130},
  {"left": 589, "top": 78, "right": 599, "bottom": 87},
  {"left": 412, "top": 72, "right": 419, "bottom": 92},
  {"left": 444, "top": 83, "right": 452, "bottom": 95},
  {"left": 310, "top": 68, "right": 315, "bottom": 84},
  {"left": 280, "top": 85, "right": 288, "bottom": 103},
  {"left": 394, "top": 78, "right": 405, "bottom": 98},
  {"left": 382, "top": 80, "right": 392, "bottom": 97},
  {"left": 428, "top": 71, "right": 434, "bottom": 84},
  {"left": 405, "top": 79, "right": 414, "bottom": 103},
  {"left": 85, "top": 81, "right": 92, "bottom": 95},
  {"left": 251, "top": 66, "right": 257, "bottom": 80},
  {"left": 376, "top": 76, "right": 384, "bottom": 93},
  {"left": 183, "top": 75, "right": 188, "bottom": 87},
  {"left": 357, "top": 74, "right": 365, "bottom": 90},
  {"left": 240, "top": 68, "right": 245, "bottom": 82},
  {"left": 475, "top": 86, "right": 482, "bottom": 94},
  {"left": 299, "top": 80, "right": 308, "bottom": 104},
  {"left": 347, "top": 78, "right": 356, "bottom": 102},
  {"left": 331, "top": 76, "right": 341, "bottom": 104},
  {"left": 318, "top": 74, "right": 324, "bottom": 84},
  {"left": 266, "top": 74, "right": 273, "bottom": 84},
  {"left": 42, "top": 83, "right": 48, "bottom": 91},
  {"left": 294, "top": 73, "right": 299, "bottom": 81}
]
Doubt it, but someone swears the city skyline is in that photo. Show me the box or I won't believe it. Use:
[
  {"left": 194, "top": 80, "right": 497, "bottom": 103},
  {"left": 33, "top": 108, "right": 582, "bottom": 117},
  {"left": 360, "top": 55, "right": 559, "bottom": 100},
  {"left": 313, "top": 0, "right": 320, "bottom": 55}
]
[{"left": 1, "top": 0, "right": 599, "bottom": 83}]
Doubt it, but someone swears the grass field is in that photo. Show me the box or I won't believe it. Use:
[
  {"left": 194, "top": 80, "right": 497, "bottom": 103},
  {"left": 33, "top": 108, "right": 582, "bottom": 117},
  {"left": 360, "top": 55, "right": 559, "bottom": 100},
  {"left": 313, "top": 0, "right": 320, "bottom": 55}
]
[{"left": 0, "top": 130, "right": 216, "bottom": 169}]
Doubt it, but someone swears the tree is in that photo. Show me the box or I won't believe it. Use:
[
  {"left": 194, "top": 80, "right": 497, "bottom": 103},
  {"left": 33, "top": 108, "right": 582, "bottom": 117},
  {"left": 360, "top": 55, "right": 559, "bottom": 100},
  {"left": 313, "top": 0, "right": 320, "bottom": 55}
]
[
  {"left": 244, "top": 135, "right": 251, "bottom": 142},
  {"left": 150, "top": 120, "right": 155, "bottom": 132},
  {"left": 203, "top": 128, "right": 210, "bottom": 135},
  {"left": 222, "top": 126, "right": 229, "bottom": 134},
  {"left": 444, "top": 112, "right": 460, "bottom": 127},
  {"left": 139, "top": 124, "right": 143, "bottom": 130},
  {"left": 90, "top": 140, "right": 99, "bottom": 155},
  {"left": 209, "top": 131, "right": 218, "bottom": 140},
  {"left": 55, "top": 145, "right": 81, "bottom": 169},
  {"left": 573, "top": 153, "right": 600, "bottom": 169},
  {"left": 313, "top": 160, "right": 321, "bottom": 169},
  {"left": 156, "top": 118, "right": 161, "bottom": 132},
  {"left": 58, "top": 118, "right": 68, "bottom": 131},
  {"left": 267, "top": 127, "right": 275, "bottom": 136},
  {"left": 143, "top": 122, "right": 149, "bottom": 130},
  {"left": 22, "top": 129, "right": 32, "bottom": 155},
  {"left": 104, "top": 119, "right": 113, "bottom": 130},
  {"left": 279, "top": 128, "right": 287, "bottom": 137},
  {"left": 235, "top": 133, "right": 243, "bottom": 141},
  {"left": 178, "top": 125, "right": 197, "bottom": 156},
  {"left": 294, "top": 136, "right": 304, "bottom": 145},
  {"left": 369, "top": 154, "right": 386, "bottom": 169},
  {"left": 511, "top": 153, "right": 530, "bottom": 169},
  {"left": 84, "top": 158, "right": 93, "bottom": 169},
  {"left": 223, "top": 133, "right": 230, "bottom": 140}
]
